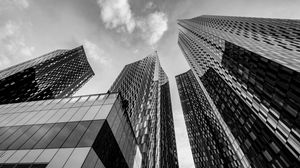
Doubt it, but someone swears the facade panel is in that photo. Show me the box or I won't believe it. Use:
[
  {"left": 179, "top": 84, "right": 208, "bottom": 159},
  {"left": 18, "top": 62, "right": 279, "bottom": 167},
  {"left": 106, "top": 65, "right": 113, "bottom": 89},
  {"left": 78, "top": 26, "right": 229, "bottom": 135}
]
[
  {"left": 176, "top": 70, "right": 243, "bottom": 168},
  {"left": 0, "top": 46, "right": 94, "bottom": 104},
  {"left": 110, "top": 52, "right": 178, "bottom": 168},
  {"left": 0, "top": 93, "right": 142, "bottom": 168},
  {"left": 178, "top": 15, "right": 300, "bottom": 168}
]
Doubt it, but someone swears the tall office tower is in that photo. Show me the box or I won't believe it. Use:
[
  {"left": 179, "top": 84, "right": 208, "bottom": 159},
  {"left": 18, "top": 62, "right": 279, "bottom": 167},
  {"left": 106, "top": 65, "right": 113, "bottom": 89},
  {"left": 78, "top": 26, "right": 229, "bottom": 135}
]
[
  {"left": 110, "top": 52, "right": 178, "bottom": 168},
  {"left": 0, "top": 46, "right": 94, "bottom": 104},
  {"left": 0, "top": 92, "right": 142, "bottom": 168},
  {"left": 178, "top": 15, "right": 300, "bottom": 168},
  {"left": 176, "top": 70, "right": 243, "bottom": 168}
]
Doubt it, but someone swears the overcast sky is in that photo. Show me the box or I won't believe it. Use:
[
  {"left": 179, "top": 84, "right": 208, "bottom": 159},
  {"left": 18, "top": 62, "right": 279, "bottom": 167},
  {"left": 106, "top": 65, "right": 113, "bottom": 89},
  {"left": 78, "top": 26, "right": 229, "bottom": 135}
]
[{"left": 1, "top": 0, "right": 300, "bottom": 167}]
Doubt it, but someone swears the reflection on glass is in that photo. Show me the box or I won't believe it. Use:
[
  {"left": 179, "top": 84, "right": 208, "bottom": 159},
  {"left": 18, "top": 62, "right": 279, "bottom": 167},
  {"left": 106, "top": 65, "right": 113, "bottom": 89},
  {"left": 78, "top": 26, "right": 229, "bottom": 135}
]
[
  {"left": 21, "top": 124, "right": 53, "bottom": 149},
  {"left": 78, "top": 120, "right": 103, "bottom": 147},
  {"left": 62, "top": 121, "right": 90, "bottom": 148},
  {"left": 63, "top": 147, "right": 90, "bottom": 168},
  {"left": 34, "top": 123, "right": 65, "bottom": 149}
]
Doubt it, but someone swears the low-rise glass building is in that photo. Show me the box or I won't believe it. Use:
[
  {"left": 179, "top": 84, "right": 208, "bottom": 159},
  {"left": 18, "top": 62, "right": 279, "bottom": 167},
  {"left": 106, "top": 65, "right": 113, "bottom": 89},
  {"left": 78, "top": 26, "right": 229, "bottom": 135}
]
[{"left": 0, "top": 92, "right": 141, "bottom": 168}]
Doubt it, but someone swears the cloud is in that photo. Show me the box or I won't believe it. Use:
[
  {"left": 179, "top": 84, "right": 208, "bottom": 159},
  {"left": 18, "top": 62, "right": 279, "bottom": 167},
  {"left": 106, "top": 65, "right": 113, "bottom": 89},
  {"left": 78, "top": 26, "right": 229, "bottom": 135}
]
[
  {"left": 145, "top": 1, "right": 156, "bottom": 10},
  {"left": 83, "top": 39, "right": 111, "bottom": 65},
  {"left": 137, "top": 12, "right": 168, "bottom": 45},
  {"left": 97, "top": 0, "right": 135, "bottom": 33},
  {"left": 14, "top": 0, "right": 29, "bottom": 8},
  {"left": 0, "top": 0, "right": 29, "bottom": 10},
  {"left": 97, "top": 0, "right": 168, "bottom": 45},
  {"left": 0, "top": 21, "right": 35, "bottom": 69}
]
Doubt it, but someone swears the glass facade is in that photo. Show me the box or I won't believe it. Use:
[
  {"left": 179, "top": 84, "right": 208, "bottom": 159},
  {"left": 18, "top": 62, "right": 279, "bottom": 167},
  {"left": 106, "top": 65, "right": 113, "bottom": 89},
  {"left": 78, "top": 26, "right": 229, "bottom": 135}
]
[
  {"left": 176, "top": 70, "right": 242, "bottom": 168},
  {"left": 0, "top": 46, "right": 94, "bottom": 104},
  {"left": 110, "top": 52, "right": 178, "bottom": 168},
  {"left": 178, "top": 15, "right": 300, "bottom": 168},
  {"left": 0, "top": 93, "right": 142, "bottom": 168}
]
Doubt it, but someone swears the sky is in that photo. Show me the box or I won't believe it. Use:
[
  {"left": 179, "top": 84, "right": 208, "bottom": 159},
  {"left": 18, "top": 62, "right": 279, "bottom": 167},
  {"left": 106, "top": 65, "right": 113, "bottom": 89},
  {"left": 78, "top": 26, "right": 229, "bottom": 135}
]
[{"left": 1, "top": 0, "right": 300, "bottom": 167}]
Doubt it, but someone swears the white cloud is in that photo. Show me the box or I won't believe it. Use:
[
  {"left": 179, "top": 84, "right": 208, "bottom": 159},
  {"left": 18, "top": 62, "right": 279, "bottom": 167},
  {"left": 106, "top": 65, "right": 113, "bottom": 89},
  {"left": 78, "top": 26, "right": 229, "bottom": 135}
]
[
  {"left": 97, "top": 0, "right": 168, "bottom": 45},
  {"left": 97, "top": 0, "right": 135, "bottom": 33},
  {"left": 83, "top": 40, "right": 111, "bottom": 65},
  {"left": 0, "top": 21, "right": 35, "bottom": 69},
  {"left": 0, "top": 0, "right": 29, "bottom": 9},
  {"left": 138, "top": 12, "right": 168, "bottom": 45}
]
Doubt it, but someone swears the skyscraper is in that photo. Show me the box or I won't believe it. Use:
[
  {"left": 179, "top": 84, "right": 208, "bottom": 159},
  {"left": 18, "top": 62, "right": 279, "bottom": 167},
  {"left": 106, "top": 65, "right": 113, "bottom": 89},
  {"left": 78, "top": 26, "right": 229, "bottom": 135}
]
[
  {"left": 110, "top": 52, "right": 178, "bottom": 168},
  {"left": 176, "top": 70, "right": 243, "bottom": 168},
  {"left": 177, "top": 15, "right": 300, "bottom": 168},
  {"left": 0, "top": 46, "right": 94, "bottom": 104},
  {"left": 0, "top": 92, "right": 142, "bottom": 168}
]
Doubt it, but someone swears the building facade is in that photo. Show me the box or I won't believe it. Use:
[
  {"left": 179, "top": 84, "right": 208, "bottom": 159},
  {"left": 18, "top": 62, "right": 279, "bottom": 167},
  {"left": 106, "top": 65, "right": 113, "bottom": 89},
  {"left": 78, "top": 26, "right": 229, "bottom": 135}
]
[
  {"left": 110, "top": 52, "right": 178, "bottom": 168},
  {"left": 0, "top": 92, "right": 142, "bottom": 168},
  {"left": 0, "top": 46, "right": 94, "bottom": 104},
  {"left": 176, "top": 70, "right": 242, "bottom": 168},
  {"left": 178, "top": 15, "right": 300, "bottom": 168}
]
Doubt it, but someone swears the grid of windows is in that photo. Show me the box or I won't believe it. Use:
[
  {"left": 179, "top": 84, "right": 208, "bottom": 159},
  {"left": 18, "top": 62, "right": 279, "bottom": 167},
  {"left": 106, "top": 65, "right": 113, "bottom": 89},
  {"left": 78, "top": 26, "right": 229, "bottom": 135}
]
[
  {"left": 176, "top": 70, "right": 242, "bottom": 168},
  {"left": 110, "top": 52, "right": 178, "bottom": 168},
  {"left": 0, "top": 93, "right": 142, "bottom": 168},
  {"left": 0, "top": 46, "right": 94, "bottom": 104},
  {"left": 178, "top": 15, "right": 300, "bottom": 168}
]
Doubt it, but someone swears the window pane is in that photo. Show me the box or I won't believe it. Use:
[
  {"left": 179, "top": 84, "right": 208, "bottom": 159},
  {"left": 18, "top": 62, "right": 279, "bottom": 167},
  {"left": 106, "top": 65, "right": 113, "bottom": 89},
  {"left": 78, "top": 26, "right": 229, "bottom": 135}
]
[
  {"left": 106, "top": 106, "right": 118, "bottom": 130},
  {"left": 62, "top": 121, "right": 91, "bottom": 148},
  {"left": 1, "top": 113, "right": 19, "bottom": 126},
  {"left": 36, "top": 110, "right": 57, "bottom": 124},
  {"left": 34, "top": 123, "right": 65, "bottom": 149},
  {"left": 0, "top": 150, "right": 16, "bottom": 163},
  {"left": 47, "top": 148, "right": 73, "bottom": 168},
  {"left": 47, "top": 109, "right": 68, "bottom": 123},
  {"left": 62, "top": 97, "right": 80, "bottom": 108},
  {"left": 26, "top": 110, "right": 48, "bottom": 125},
  {"left": 9, "top": 125, "right": 41, "bottom": 150},
  {"left": 0, "top": 125, "right": 31, "bottom": 150},
  {"left": 6, "top": 150, "right": 29, "bottom": 163},
  {"left": 94, "top": 104, "right": 112, "bottom": 120},
  {"left": 73, "top": 96, "right": 89, "bottom": 107},
  {"left": 21, "top": 149, "right": 43, "bottom": 163},
  {"left": 82, "top": 106, "right": 101, "bottom": 121},
  {"left": 63, "top": 147, "right": 90, "bottom": 168},
  {"left": 35, "top": 149, "right": 58, "bottom": 163},
  {"left": 18, "top": 112, "right": 38, "bottom": 126},
  {"left": 6, "top": 112, "right": 27, "bottom": 126},
  {"left": 47, "top": 122, "right": 78, "bottom": 148},
  {"left": 0, "top": 127, "right": 10, "bottom": 137},
  {"left": 21, "top": 124, "right": 53, "bottom": 149},
  {"left": 70, "top": 107, "right": 90, "bottom": 122},
  {"left": 81, "top": 149, "right": 98, "bottom": 168},
  {"left": 0, "top": 127, "right": 19, "bottom": 144},
  {"left": 83, "top": 95, "right": 99, "bottom": 106},
  {"left": 58, "top": 108, "right": 78, "bottom": 122},
  {"left": 78, "top": 120, "right": 104, "bottom": 147},
  {"left": 94, "top": 158, "right": 105, "bottom": 168},
  {"left": 0, "top": 114, "right": 11, "bottom": 125}
]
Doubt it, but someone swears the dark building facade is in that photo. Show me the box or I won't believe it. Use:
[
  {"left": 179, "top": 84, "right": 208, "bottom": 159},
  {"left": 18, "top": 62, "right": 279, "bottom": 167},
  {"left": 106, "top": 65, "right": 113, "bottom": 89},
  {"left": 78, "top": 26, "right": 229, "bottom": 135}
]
[
  {"left": 0, "top": 46, "right": 94, "bottom": 104},
  {"left": 110, "top": 52, "right": 178, "bottom": 168},
  {"left": 178, "top": 15, "right": 300, "bottom": 168},
  {"left": 0, "top": 92, "right": 142, "bottom": 168},
  {"left": 176, "top": 70, "right": 243, "bottom": 168}
]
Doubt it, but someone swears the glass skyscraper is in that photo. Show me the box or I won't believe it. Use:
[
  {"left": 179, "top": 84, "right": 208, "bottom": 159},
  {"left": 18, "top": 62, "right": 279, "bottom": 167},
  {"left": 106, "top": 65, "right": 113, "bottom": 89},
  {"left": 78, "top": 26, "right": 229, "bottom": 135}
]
[
  {"left": 177, "top": 15, "right": 300, "bottom": 168},
  {"left": 0, "top": 92, "right": 141, "bottom": 168},
  {"left": 110, "top": 52, "right": 178, "bottom": 168},
  {"left": 176, "top": 70, "right": 242, "bottom": 168},
  {"left": 0, "top": 46, "right": 94, "bottom": 104}
]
